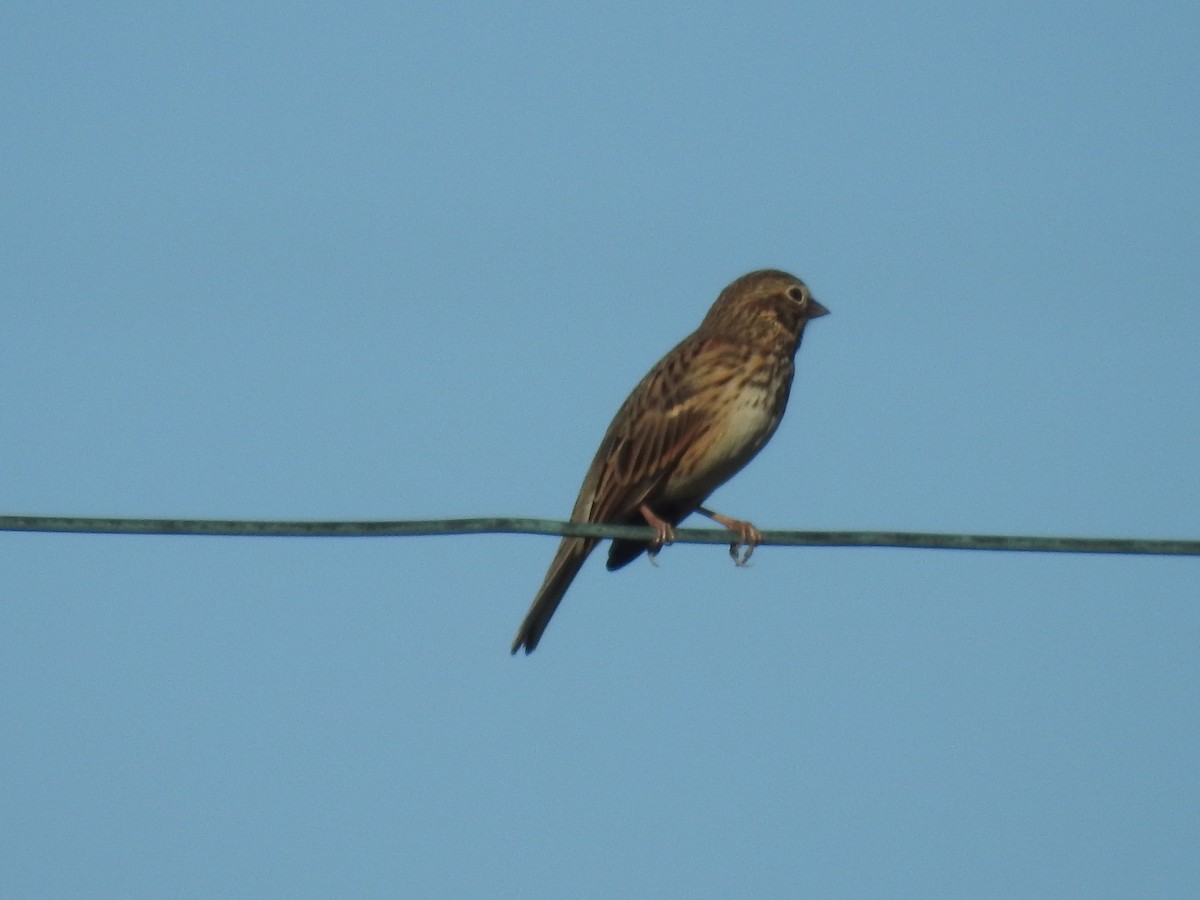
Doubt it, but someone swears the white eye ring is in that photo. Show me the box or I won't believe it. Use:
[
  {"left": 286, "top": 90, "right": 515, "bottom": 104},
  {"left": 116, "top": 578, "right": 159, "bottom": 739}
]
[{"left": 787, "top": 286, "right": 806, "bottom": 303}]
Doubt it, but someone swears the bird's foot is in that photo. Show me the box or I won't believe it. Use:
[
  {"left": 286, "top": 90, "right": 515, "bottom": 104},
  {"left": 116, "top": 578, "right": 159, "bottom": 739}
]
[
  {"left": 697, "top": 507, "right": 762, "bottom": 566},
  {"left": 639, "top": 503, "right": 676, "bottom": 556}
]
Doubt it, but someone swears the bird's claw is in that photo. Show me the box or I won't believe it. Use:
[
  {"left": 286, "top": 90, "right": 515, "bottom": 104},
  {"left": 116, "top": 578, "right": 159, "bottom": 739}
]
[
  {"left": 654, "top": 522, "right": 676, "bottom": 548},
  {"left": 640, "top": 504, "right": 675, "bottom": 560},
  {"left": 721, "top": 519, "right": 761, "bottom": 567}
]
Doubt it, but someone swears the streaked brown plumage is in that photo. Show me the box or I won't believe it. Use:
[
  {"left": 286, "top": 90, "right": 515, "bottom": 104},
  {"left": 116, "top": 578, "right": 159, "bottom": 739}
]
[{"left": 511, "top": 269, "right": 829, "bottom": 654}]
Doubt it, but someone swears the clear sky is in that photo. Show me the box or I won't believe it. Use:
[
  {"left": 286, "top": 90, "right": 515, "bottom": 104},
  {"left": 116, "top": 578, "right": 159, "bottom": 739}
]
[{"left": 2, "top": 3, "right": 1198, "bottom": 897}]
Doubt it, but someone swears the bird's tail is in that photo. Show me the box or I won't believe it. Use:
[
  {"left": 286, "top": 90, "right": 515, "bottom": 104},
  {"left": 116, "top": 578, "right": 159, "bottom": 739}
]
[{"left": 511, "top": 536, "right": 598, "bottom": 655}]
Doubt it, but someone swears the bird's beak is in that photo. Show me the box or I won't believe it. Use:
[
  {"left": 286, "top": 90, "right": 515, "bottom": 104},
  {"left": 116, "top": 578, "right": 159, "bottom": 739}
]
[{"left": 808, "top": 298, "right": 830, "bottom": 319}]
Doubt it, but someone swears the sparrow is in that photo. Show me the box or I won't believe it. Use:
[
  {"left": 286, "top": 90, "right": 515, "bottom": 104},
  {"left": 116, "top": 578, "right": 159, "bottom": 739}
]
[{"left": 511, "top": 269, "right": 828, "bottom": 654}]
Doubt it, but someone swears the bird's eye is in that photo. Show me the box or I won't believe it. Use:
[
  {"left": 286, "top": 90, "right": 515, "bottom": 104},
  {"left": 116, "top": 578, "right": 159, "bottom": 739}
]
[{"left": 786, "top": 286, "right": 806, "bottom": 303}]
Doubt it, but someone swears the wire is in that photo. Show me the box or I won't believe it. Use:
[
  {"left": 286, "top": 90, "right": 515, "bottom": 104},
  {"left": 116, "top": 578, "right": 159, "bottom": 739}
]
[{"left": 1, "top": 515, "right": 1196, "bottom": 556}]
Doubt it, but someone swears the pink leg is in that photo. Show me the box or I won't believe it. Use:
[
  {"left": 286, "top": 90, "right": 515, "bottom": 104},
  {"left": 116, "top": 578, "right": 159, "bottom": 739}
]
[
  {"left": 639, "top": 503, "right": 676, "bottom": 556},
  {"left": 697, "top": 506, "right": 762, "bottom": 566}
]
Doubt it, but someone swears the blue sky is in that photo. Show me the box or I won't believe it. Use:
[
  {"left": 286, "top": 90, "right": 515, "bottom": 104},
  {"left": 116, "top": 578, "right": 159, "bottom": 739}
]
[{"left": 2, "top": 3, "right": 1198, "bottom": 897}]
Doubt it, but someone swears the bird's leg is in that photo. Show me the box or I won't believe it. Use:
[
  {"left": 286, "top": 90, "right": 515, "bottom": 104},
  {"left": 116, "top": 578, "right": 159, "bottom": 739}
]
[
  {"left": 696, "top": 506, "right": 762, "bottom": 566},
  {"left": 638, "top": 503, "right": 676, "bottom": 560}
]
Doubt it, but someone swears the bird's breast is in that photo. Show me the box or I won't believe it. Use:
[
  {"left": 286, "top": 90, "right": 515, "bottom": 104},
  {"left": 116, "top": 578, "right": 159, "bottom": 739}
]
[{"left": 666, "top": 375, "right": 784, "bottom": 500}]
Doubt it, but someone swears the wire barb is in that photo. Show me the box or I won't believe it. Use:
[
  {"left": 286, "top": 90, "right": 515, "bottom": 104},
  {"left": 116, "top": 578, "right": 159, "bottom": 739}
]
[{"left": 0, "top": 515, "right": 1197, "bottom": 556}]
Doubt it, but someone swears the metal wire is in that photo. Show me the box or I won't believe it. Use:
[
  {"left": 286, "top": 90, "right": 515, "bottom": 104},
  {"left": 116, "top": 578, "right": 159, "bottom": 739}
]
[{"left": 2, "top": 515, "right": 1197, "bottom": 556}]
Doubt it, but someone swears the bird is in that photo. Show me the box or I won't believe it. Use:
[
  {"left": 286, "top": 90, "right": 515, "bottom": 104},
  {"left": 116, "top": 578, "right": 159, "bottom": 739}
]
[{"left": 511, "top": 269, "right": 829, "bottom": 655}]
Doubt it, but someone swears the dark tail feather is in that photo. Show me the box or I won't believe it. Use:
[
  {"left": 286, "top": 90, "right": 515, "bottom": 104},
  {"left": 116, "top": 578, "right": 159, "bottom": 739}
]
[
  {"left": 605, "top": 538, "right": 648, "bottom": 571},
  {"left": 511, "top": 537, "right": 598, "bottom": 655}
]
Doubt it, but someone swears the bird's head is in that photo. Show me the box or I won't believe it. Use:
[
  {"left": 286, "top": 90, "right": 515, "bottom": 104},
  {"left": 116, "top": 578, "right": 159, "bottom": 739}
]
[{"left": 699, "top": 269, "right": 829, "bottom": 350}]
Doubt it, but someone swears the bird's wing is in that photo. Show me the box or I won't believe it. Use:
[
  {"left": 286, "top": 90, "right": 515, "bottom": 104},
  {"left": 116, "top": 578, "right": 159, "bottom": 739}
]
[
  {"left": 510, "top": 337, "right": 721, "bottom": 655},
  {"left": 573, "top": 336, "right": 722, "bottom": 527}
]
